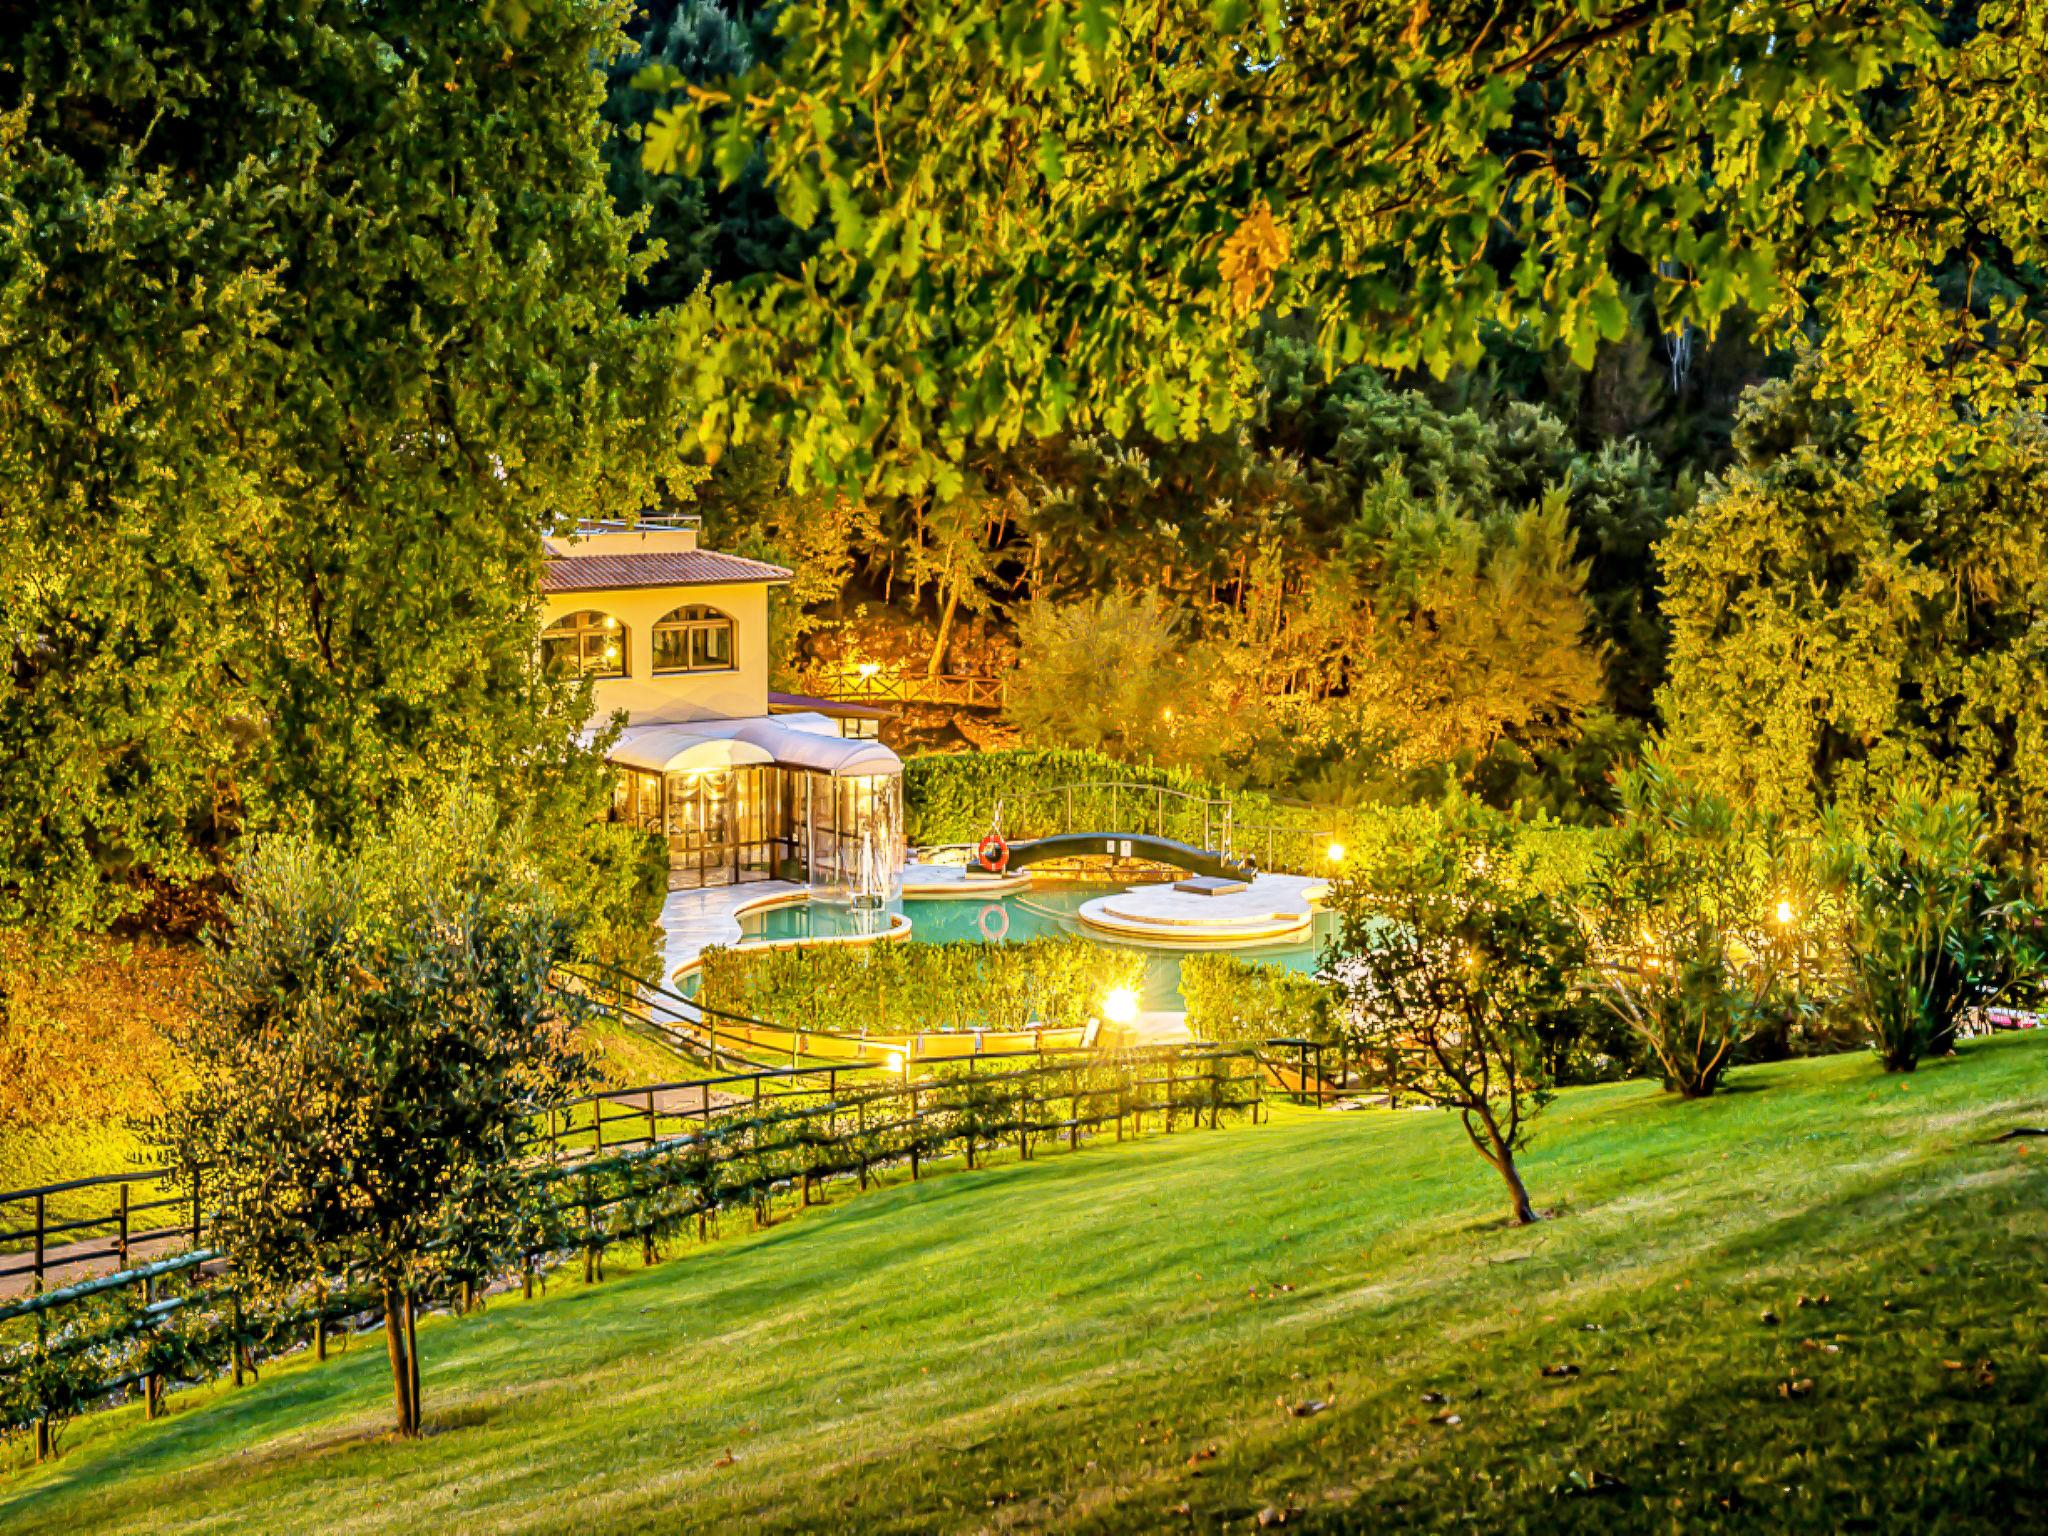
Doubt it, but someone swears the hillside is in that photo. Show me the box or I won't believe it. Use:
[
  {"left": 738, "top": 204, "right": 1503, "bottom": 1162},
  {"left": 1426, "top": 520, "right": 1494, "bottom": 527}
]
[{"left": 4, "top": 1037, "right": 2045, "bottom": 1534}]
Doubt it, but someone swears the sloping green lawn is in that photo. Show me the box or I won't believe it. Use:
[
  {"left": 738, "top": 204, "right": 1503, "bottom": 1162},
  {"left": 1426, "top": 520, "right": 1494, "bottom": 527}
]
[{"left": 4, "top": 1037, "right": 2045, "bottom": 1533}]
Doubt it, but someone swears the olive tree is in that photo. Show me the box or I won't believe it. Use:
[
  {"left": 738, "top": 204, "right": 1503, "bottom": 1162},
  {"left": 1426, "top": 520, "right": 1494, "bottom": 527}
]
[
  {"left": 155, "top": 791, "right": 588, "bottom": 1437},
  {"left": 1326, "top": 804, "right": 1588, "bottom": 1226}
]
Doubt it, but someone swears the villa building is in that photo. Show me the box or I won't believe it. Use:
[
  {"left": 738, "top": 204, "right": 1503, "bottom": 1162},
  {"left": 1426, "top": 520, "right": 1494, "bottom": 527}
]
[{"left": 541, "top": 515, "right": 905, "bottom": 897}]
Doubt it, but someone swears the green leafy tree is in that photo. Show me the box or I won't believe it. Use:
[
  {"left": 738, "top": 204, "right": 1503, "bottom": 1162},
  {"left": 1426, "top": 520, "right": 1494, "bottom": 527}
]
[
  {"left": 1660, "top": 366, "right": 2048, "bottom": 854},
  {"left": 1819, "top": 793, "right": 2029, "bottom": 1071},
  {"left": 1007, "top": 592, "right": 1186, "bottom": 764},
  {"left": 153, "top": 792, "right": 589, "bottom": 1437},
  {"left": 0, "top": 0, "right": 693, "bottom": 932},
  {"left": 602, "top": 1, "right": 814, "bottom": 312},
  {"left": 644, "top": 3, "right": 2042, "bottom": 492},
  {"left": 1326, "top": 802, "right": 1587, "bottom": 1225}
]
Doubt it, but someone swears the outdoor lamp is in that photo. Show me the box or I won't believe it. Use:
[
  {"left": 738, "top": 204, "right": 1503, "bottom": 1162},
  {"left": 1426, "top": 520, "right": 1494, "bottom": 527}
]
[
  {"left": 1326, "top": 841, "right": 1345, "bottom": 864},
  {"left": 856, "top": 661, "right": 881, "bottom": 680},
  {"left": 1102, "top": 986, "right": 1139, "bottom": 1026},
  {"left": 886, "top": 1049, "right": 906, "bottom": 1074},
  {"left": 1776, "top": 900, "right": 1796, "bottom": 926}
]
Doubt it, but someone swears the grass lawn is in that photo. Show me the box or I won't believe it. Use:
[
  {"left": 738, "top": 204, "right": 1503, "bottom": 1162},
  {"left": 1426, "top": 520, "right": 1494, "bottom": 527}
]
[{"left": 3, "top": 1036, "right": 2045, "bottom": 1533}]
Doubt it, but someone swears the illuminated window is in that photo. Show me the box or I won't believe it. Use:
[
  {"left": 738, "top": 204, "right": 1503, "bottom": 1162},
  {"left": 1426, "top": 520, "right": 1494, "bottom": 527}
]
[
  {"left": 652, "top": 603, "right": 736, "bottom": 674},
  {"left": 542, "top": 610, "right": 628, "bottom": 678}
]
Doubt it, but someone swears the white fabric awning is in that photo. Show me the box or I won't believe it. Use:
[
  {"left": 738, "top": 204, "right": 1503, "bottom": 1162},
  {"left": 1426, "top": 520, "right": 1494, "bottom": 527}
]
[
  {"left": 606, "top": 725, "right": 775, "bottom": 775},
  {"left": 606, "top": 716, "right": 901, "bottom": 778}
]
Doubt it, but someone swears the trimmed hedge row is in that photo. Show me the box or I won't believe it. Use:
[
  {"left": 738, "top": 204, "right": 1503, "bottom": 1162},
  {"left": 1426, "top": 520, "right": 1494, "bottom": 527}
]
[
  {"left": 1179, "top": 954, "right": 1339, "bottom": 1045},
  {"left": 696, "top": 936, "right": 1146, "bottom": 1036}
]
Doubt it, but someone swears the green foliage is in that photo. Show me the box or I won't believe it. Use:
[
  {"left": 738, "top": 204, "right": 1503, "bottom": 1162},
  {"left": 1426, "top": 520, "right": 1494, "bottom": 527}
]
[
  {"left": 1586, "top": 766, "right": 1799, "bottom": 1099},
  {"left": 151, "top": 789, "right": 590, "bottom": 1435},
  {"left": 646, "top": 4, "right": 2041, "bottom": 494},
  {"left": 696, "top": 936, "right": 1142, "bottom": 1036},
  {"left": 1325, "top": 799, "right": 1588, "bottom": 1224},
  {"left": 1819, "top": 793, "right": 2031, "bottom": 1072},
  {"left": 602, "top": 2, "right": 814, "bottom": 313},
  {"left": 1006, "top": 594, "right": 1186, "bottom": 763},
  {"left": 1178, "top": 955, "right": 1335, "bottom": 1046},
  {"left": 0, "top": 0, "right": 694, "bottom": 931},
  {"left": 1660, "top": 367, "right": 2048, "bottom": 855}
]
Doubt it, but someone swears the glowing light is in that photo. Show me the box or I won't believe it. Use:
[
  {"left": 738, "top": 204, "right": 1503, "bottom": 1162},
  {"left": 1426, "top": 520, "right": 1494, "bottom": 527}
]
[
  {"left": 886, "top": 1050, "right": 906, "bottom": 1074},
  {"left": 1775, "top": 900, "right": 1795, "bottom": 926},
  {"left": 856, "top": 661, "right": 881, "bottom": 680},
  {"left": 602, "top": 615, "right": 618, "bottom": 629},
  {"left": 1102, "top": 986, "right": 1140, "bottom": 1026},
  {"left": 1326, "top": 841, "right": 1345, "bottom": 865}
]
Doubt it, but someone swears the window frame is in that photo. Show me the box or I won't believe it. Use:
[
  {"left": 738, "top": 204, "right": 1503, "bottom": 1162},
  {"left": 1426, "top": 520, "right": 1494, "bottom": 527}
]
[
  {"left": 541, "top": 609, "right": 629, "bottom": 679},
  {"left": 651, "top": 602, "right": 738, "bottom": 676}
]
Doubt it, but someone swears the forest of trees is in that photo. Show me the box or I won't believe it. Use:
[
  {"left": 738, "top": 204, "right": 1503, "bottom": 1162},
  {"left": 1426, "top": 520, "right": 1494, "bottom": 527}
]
[{"left": 607, "top": 1, "right": 2048, "bottom": 851}]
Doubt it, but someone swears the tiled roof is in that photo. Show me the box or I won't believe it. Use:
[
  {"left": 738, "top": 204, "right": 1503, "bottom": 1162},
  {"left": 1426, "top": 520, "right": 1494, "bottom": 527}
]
[{"left": 540, "top": 550, "right": 792, "bottom": 593}]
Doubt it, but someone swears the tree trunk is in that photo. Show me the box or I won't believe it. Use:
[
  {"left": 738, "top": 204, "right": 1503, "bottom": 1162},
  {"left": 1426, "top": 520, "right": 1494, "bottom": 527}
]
[
  {"left": 405, "top": 1289, "right": 421, "bottom": 1431},
  {"left": 929, "top": 569, "right": 960, "bottom": 678},
  {"left": 1494, "top": 1148, "right": 1538, "bottom": 1226},
  {"left": 382, "top": 1281, "right": 416, "bottom": 1437}
]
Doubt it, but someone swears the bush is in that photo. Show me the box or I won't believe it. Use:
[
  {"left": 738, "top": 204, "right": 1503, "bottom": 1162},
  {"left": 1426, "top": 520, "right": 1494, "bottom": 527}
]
[
  {"left": 1179, "top": 955, "right": 1337, "bottom": 1045},
  {"left": 1587, "top": 766, "right": 1797, "bottom": 1098},
  {"left": 696, "top": 936, "right": 1143, "bottom": 1036},
  {"left": 1820, "top": 793, "right": 2031, "bottom": 1071}
]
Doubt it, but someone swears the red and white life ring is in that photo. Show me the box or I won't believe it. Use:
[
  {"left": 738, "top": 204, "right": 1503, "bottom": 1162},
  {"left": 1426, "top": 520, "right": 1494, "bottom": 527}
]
[{"left": 975, "top": 830, "right": 1010, "bottom": 874}]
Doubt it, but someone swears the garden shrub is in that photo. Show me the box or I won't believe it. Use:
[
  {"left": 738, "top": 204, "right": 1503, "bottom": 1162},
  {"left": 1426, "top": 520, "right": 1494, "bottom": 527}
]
[
  {"left": 696, "top": 936, "right": 1144, "bottom": 1036},
  {"left": 1179, "top": 954, "right": 1338, "bottom": 1045},
  {"left": 1589, "top": 774, "right": 1802, "bottom": 1097},
  {"left": 1819, "top": 793, "right": 2033, "bottom": 1071},
  {"left": 1586, "top": 765, "right": 1797, "bottom": 1098}
]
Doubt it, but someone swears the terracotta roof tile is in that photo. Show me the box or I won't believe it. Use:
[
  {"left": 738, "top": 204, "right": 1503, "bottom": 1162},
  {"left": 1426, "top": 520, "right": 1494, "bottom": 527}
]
[{"left": 540, "top": 550, "right": 792, "bottom": 593}]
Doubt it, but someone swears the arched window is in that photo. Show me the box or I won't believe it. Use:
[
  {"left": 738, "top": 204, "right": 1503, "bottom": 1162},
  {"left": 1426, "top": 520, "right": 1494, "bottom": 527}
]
[
  {"left": 652, "top": 603, "right": 736, "bottom": 674},
  {"left": 541, "top": 610, "right": 628, "bottom": 678}
]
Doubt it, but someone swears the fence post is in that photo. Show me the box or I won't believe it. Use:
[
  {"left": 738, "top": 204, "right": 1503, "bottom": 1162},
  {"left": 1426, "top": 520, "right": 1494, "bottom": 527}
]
[
  {"left": 592, "top": 1096, "right": 605, "bottom": 1154},
  {"left": 646, "top": 1088, "right": 658, "bottom": 1148},
  {"left": 231, "top": 1293, "right": 245, "bottom": 1387},
  {"left": 32, "top": 1189, "right": 44, "bottom": 1295},
  {"left": 315, "top": 1282, "right": 328, "bottom": 1362},
  {"left": 1166, "top": 1057, "right": 1176, "bottom": 1134},
  {"left": 117, "top": 1180, "right": 130, "bottom": 1268},
  {"left": 857, "top": 1094, "right": 869, "bottom": 1191},
  {"left": 909, "top": 1078, "right": 921, "bottom": 1181},
  {"left": 143, "top": 1269, "right": 163, "bottom": 1420}
]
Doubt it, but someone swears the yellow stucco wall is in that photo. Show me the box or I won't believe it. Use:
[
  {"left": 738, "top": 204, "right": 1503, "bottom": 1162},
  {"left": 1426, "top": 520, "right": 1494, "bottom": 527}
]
[{"left": 540, "top": 579, "right": 771, "bottom": 725}]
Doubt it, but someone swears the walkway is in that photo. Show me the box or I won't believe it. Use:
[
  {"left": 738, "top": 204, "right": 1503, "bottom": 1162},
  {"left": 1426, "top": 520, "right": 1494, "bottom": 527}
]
[{"left": 658, "top": 879, "right": 806, "bottom": 985}]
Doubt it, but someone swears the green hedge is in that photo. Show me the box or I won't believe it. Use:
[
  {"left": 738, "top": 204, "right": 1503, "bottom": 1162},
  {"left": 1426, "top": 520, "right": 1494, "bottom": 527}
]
[
  {"left": 902, "top": 747, "right": 1607, "bottom": 885},
  {"left": 1179, "top": 954, "right": 1340, "bottom": 1045},
  {"left": 696, "top": 936, "right": 1145, "bottom": 1036}
]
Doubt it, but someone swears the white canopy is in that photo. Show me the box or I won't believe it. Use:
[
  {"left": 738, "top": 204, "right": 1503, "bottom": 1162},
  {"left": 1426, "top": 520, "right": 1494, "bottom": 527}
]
[
  {"left": 606, "top": 715, "right": 901, "bottom": 779},
  {"left": 606, "top": 725, "right": 775, "bottom": 775}
]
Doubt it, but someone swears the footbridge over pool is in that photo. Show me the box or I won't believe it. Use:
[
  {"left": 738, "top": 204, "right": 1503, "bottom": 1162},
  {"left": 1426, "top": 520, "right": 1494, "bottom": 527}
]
[{"left": 977, "top": 832, "right": 1256, "bottom": 882}]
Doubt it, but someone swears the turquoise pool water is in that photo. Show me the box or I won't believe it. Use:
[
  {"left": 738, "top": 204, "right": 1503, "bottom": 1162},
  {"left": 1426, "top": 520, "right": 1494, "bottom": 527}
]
[{"left": 736, "top": 883, "right": 1336, "bottom": 1011}]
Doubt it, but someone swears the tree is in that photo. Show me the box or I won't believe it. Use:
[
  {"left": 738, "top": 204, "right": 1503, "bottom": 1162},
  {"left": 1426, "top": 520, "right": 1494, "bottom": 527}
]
[
  {"left": 1820, "top": 792, "right": 2028, "bottom": 1072},
  {"left": 643, "top": 3, "right": 2043, "bottom": 492},
  {"left": 0, "top": 0, "right": 694, "bottom": 932},
  {"left": 1586, "top": 766, "right": 1794, "bottom": 1098},
  {"left": 1660, "top": 366, "right": 2048, "bottom": 855},
  {"left": 601, "top": 1, "right": 815, "bottom": 312},
  {"left": 154, "top": 791, "right": 589, "bottom": 1437},
  {"left": 1326, "top": 802, "right": 1587, "bottom": 1225},
  {"left": 1006, "top": 592, "right": 1185, "bottom": 765}
]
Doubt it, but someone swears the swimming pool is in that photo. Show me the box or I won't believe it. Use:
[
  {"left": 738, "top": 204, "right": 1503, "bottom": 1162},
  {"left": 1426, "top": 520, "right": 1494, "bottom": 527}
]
[{"left": 736, "top": 883, "right": 1337, "bottom": 1011}]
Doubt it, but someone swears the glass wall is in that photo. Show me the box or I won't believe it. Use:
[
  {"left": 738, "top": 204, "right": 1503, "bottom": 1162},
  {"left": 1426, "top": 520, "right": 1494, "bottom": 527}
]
[{"left": 610, "top": 764, "right": 902, "bottom": 895}]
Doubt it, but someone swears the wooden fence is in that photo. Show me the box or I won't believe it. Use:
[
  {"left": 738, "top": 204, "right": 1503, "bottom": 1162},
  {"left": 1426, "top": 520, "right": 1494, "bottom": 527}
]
[
  {"left": 804, "top": 666, "right": 1008, "bottom": 712},
  {"left": 0, "top": 1042, "right": 1261, "bottom": 1457}
]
